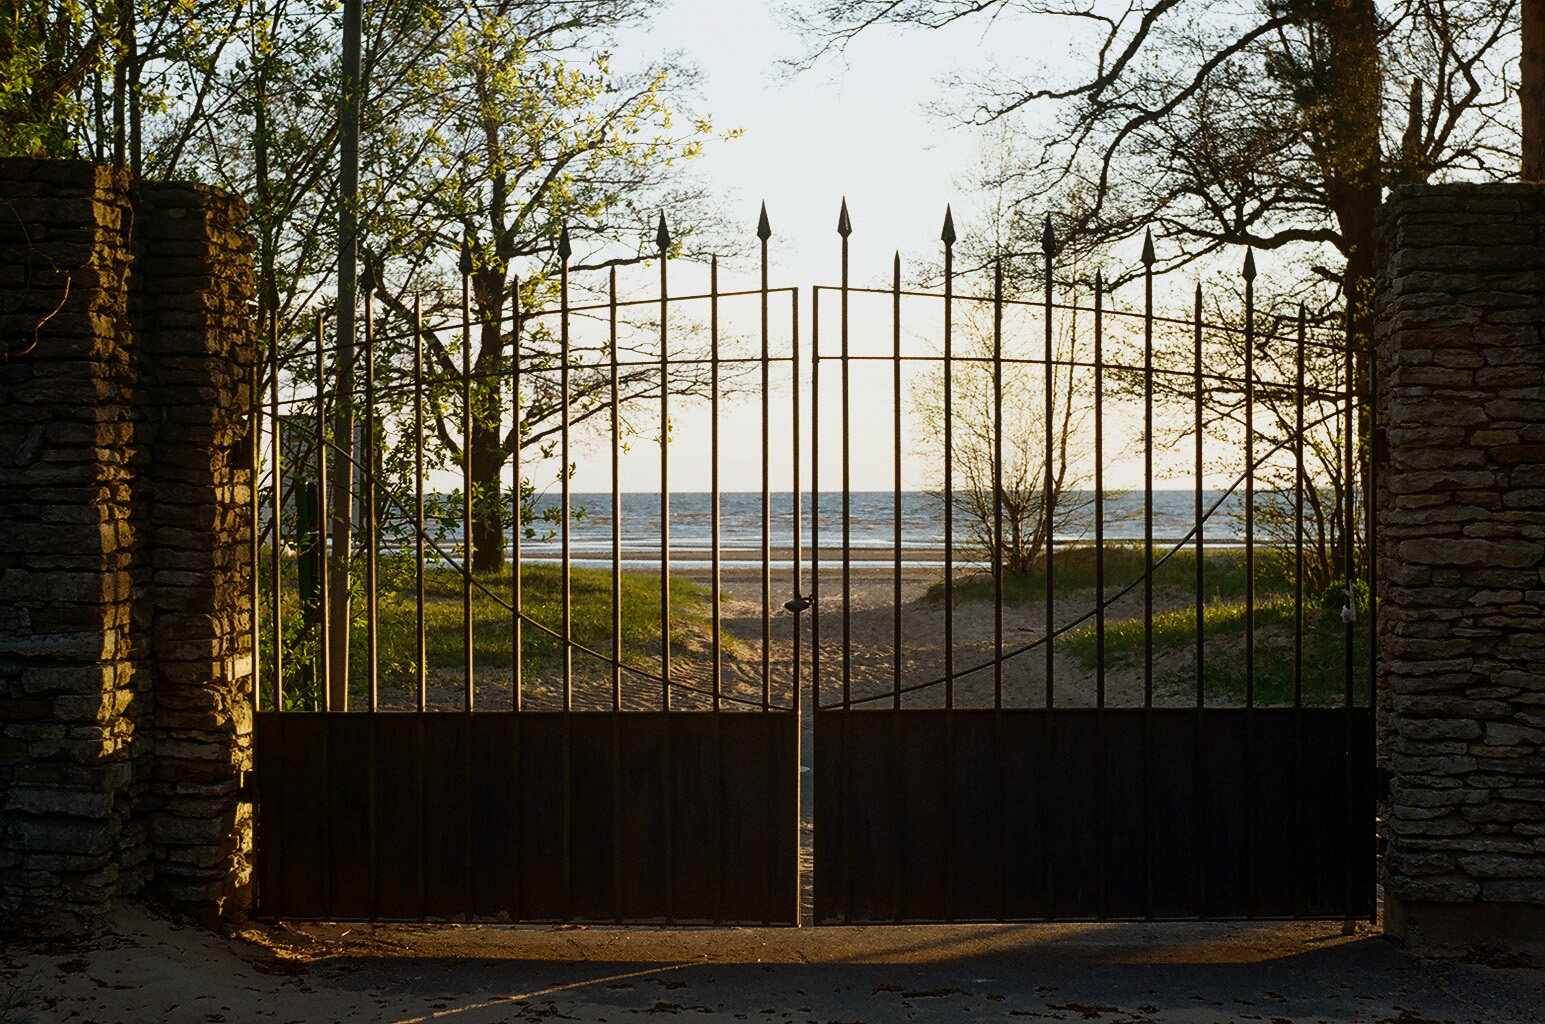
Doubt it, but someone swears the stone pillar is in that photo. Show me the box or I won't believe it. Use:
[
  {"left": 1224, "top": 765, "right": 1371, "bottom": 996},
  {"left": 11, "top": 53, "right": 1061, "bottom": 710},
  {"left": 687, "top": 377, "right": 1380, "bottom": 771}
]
[
  {"left": 1375, "top": 183, "right": 1545, "bottom": 952},
  {"left": 0, "top": 162, "right": 150, "bottom": 934},
  {"left": 0, "top": 159, "right": 254, "bottom": 936},
  {"left": 132, "top": 182, "right": 256, "bottom": 923}
]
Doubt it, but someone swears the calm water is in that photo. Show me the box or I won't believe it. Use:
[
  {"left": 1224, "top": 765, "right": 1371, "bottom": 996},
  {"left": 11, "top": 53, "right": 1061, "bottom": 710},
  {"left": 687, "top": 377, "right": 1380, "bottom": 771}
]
[{"left": 511, "top": 490, "right": 1250, "bottom": 565}]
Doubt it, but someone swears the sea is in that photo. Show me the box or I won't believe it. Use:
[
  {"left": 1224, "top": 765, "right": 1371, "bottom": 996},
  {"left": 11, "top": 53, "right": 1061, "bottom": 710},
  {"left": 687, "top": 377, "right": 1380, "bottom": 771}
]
[{"left": 509, "top": 490, "right": 1253, "bottom": 569}]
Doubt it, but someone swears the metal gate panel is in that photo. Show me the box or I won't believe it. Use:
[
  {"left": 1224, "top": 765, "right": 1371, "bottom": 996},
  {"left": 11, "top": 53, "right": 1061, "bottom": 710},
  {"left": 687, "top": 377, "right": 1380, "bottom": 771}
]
[
  {"left": 255, "top": 711, "right": 799, "bottom": 923},
  {"left": 813, "top": 708, "right": 1375, "bottom": 923}
]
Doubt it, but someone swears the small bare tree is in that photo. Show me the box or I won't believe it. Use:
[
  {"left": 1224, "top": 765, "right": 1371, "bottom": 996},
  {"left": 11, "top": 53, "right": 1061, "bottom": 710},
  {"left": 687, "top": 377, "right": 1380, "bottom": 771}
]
[{"left": 913, "top": 277, "right": 1093, "bottom": 578}]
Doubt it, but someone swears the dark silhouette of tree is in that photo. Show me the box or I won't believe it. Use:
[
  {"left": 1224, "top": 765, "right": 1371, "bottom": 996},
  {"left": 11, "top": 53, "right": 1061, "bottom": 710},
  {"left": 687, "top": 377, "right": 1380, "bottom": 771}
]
[{"left": 794, "top": 0, "right": 1520, "bottom": 344}]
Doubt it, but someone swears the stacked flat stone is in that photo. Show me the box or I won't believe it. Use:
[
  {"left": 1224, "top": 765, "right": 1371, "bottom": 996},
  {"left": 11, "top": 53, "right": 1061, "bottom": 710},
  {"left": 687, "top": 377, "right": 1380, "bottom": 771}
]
[
  {"left": 1375, "top": 182, "right": 1545, "bottom": 950},
  {"left": 0, "top": 159, "right": 254, "bottom": 937}
]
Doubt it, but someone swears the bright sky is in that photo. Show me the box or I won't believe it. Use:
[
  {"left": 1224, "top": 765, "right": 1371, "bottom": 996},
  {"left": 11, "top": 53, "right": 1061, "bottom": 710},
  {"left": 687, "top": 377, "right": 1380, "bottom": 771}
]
[
  {"left": 552, "top": 1, "right": 1047, "bottom": 493},
  {"left": 544, "top": 2, "right": 1242, "bottom": 495},
  {"left": 618, "top": 1, "right": 991, "bottom": 288}
]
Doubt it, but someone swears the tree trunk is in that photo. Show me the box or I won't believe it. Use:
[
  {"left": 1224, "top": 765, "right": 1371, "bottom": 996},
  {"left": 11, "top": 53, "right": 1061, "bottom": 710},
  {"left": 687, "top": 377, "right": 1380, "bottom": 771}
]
[
  {"left": 469, "top": 273, "right": 507, "bottom": 574},
  {"left": 1322, "top": 0, "right": 1383, "bottom": 352},
  {"left": 1321, "top": 0, "right": 1382, "bottom": 587},
  {"left": 1526, "top": 0, "right": 1544, "bottom": 181}
]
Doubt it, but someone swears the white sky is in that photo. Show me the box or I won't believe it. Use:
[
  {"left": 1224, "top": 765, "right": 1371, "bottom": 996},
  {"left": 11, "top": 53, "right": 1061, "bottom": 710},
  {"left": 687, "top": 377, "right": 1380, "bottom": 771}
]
[{"left": 537, "top": 2, "right": 1265, "bottom": 495}]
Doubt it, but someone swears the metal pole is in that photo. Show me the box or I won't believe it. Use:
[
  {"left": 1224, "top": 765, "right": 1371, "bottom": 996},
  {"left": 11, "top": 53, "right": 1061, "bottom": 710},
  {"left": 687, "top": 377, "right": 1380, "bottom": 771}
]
[
  {"left": 993, "top": 259, "right": 1004, "bottom": 708},
  {"left": 414, "top": 298, "right": 426, "bottom": 712},
  {"left": 839, "top": 200, "right": 852, "bottom": 709},
  {"left": 1141, "top": 230, "right": 1156, "bottom": 709},
  {"left": 559, "top": 229, "right": 573, "bottom": 710},
  {"left": 657, "top": 214, "right": 672, "bottom": 710},
  {"left": 315, "top": 317, "right": 330, "bottom": 711},
  {"left": 269, "top": 312, "right": 283, "bottom": 711},
  {"left": 941, "top": 206, "right": 956, "bottom": 708},
  {"left": 462, "top": 238, "right": 475, "bottom": 711},
  {"left": 364, "top": 263, "right": 378, "bottom": 711},
  {"left": 1042, "top": 218, "right": 1056, "bottom": 708},
  {"left": 329, "top": 0, "right": 362, "bottom": 705}
]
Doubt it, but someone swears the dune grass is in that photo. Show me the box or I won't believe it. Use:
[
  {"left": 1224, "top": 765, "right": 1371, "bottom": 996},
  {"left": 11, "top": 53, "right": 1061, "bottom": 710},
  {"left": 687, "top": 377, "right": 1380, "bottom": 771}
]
[{"left": 932, "top": 543, "right": 1371, "bottom": 705}]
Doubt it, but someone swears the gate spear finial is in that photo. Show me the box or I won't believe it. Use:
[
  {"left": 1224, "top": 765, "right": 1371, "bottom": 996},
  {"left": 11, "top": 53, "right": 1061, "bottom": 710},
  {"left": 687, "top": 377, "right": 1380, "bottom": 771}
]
[
  {"left": 656, "top": 212, "right": 671, "bottom": 254},
  {"left": 757, "top": 202, "right": 771, "bottom": 241},
  {"left": 837, "top": 197, "right": 852, "bottom": 238},
  {"left": 941, "top": 204, "right": 956, "bottom": 246}
]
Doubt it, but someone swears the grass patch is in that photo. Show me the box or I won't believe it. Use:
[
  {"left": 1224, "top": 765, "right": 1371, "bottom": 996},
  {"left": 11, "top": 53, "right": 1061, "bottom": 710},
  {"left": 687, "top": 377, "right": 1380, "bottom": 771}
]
[
  {"left": 258, "top": 554, "right": 722, "bottom": 708},
  {"left": 926, "top": 544, "right": 1292, "bottom": 606},
  {"left": 932, "top": 543, "right": 1369, "bottom": 705},
  {"left": 1057, "top": 594, "right": 1372, "bottom": 705}
]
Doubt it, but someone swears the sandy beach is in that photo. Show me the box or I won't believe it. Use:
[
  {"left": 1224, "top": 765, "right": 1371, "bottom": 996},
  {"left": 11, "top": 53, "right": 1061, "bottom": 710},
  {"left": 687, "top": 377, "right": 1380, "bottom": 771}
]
[{"left": 391, "top": 555, "right": 1227, "bottom": 715}]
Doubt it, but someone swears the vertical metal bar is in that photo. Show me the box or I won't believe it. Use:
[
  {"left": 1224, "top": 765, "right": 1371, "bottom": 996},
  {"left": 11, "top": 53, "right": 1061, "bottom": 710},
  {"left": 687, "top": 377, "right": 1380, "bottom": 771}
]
[
  {"left": 657, "top": 215, "right": 671, "bottom": 710},
  {"left": 941, "top": 207, "right": 956, "bottom": 708},
  {"left": 1345, "top": 314, "right": 1357, "bottom": 709},
  {"left": 315, "top": 317, "right": 330, "bottom": 711},
  {"left": 708, "top": 252, "right": 725, "bottom": 922},
  {"left": 711, "top": 256, "right": 722, "bottom": 711},
  {"left": 941, "top": 205, "right": 957, "bottom": 924},
  {"left": 789, "top": 285, "right": 804, "bottom": 919},
  {"left": 1244, "top": 249, "right": 1257, "bottom": 710},
  {"left": 759, "top": 205, "right": 772, "bottom": 712},
  {"left": 993, "top": 259, "right": 1005, "bottom": 708},
  {"left": 269, "top": 312, "right": 283, "bottom": 711},
  {"left": 461, "top": 241, "right": 474, "bottom": 711},
  {"left": 838, "top": 200, "right": 852, "bottom": 710},
  {"left": 1141, "top": 231, "right": 1155, "bottom": 710},
  {"left": 251, "top": 356, "right": 261, "bottom": 712},
  {"left": 1194, "top": 285, "right": 1205, "bottom": 708},
  {"left": 1042, "top": 219, "right": 1056, "bottom": 709},
  {"left": 559, "top": 229, "right": 573, "bottom": 710},
  {"left": 893, "top": 252, "right": 903, "bottom": 711},
  {"left": 1094, "top": 274, "right": 1105, "bottom": 709},
  {"left": 513, "top": 280, "right": 524, "bottom": 710},
  {"left": 1295, "top": 304, "right": 1306, "bottom": 708},
  {"left": 1347, "top": 309, "right": 1364, "bottom": 925},
  {"left": 1140, "top": 230, "right": 1156, "bottom": 921},
  {"left": 1242, "top": 247, "right": 1257, "bottom": 917},
  {"left": 1193, "top": 282, "right": 1206, "bottom": 916},
  {"left": 610, "top": 267, "right": 621, "bottom": 711},
  {"left": 364, "top": 268, "right": 378, "bottom": 711},
  {"left": 788, "top": 284, "right": 805, "bottom": 676},
  {"left": 414, "top": 298, "right": 426, "bottom": 712},
  {"left": 1093, "top": 272, "right": 1106, "bottom": 919},
  {"left": 1293, "top": 302, "right": 1307, "bottom": 918},
  {"left": 811, "top": 284, "right": 822, "bottom": 712}
]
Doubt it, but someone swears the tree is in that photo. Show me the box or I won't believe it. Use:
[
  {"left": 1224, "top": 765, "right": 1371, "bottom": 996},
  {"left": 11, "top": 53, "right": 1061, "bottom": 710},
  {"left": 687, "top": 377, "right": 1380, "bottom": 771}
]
[
  {"left": 794, "top": 0, "right": 1520, "bottom": 345},
  {"left": 914, "top": 286, "right": 1094, "bottom": 577},
  {"left": 912, "top": 130, "right": 1094, "bottom": 578},
  {"left": 1527, "top": 0, "right": 1543, "bottom": 178},
  {"left": 348, "top": 0, "right": 728, "bottom": 572}
]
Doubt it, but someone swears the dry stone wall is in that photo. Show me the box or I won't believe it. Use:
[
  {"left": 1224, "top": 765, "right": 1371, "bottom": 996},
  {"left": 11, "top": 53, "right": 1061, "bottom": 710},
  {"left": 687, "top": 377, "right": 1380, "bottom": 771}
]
[
  {"left": 0, "top": 159, "right": 254, "bottom": 936},
  {"left": 1375, "top": 182, "right": 1545, "bottom": 951}
]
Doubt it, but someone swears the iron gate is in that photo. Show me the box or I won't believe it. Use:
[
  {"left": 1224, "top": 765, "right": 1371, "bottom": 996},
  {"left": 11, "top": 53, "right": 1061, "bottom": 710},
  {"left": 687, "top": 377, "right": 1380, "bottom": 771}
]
[{"left": 250, "top": 203, "right": 1377, "bottom": 924}]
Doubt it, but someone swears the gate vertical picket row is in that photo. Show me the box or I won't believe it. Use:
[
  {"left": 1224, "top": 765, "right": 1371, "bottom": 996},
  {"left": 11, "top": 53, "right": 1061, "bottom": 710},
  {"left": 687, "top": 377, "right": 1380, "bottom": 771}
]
[
  {"left": 251, "top": 215, "right": 802, "bottom": 924},
  {"left": 808, "top": 208, "right": 1376, "bottom": 924},
  {"left": 250, "top": 204, "right": 1376, "bottom": 925}
]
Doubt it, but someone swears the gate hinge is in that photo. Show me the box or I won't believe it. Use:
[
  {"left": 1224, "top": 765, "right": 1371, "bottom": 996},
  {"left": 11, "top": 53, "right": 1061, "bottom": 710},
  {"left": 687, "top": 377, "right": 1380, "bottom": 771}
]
[{"left": 1372, "top": 426, "right": 1388, "bottom": 466}]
